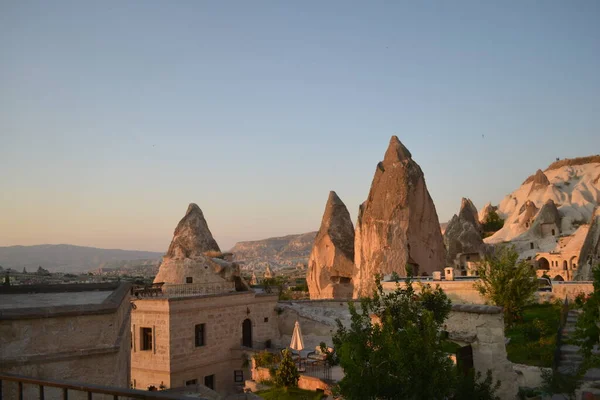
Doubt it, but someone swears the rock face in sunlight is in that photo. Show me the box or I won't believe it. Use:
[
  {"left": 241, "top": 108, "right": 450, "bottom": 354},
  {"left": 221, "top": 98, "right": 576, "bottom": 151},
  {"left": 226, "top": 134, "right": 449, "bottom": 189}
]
[
  {"left": 486, "top": 156, "right": 600, "bottom": 245},
  {"left": 165, "top": 203, "right": 221, "bottom": 259},
  {"left": 576, "top": 206, "right": 600, "bottom": 280},
  {"left": 353, "top": 136, "right": 446, "bottom": 296},
  {"left": 307, "top": 191, "right": 355, "bottom": 299},
  {"left": 526, "top": 169, "right": 551, "bottom": 195},
  {"left": 482, "top": 156, "right": 600, "bottom": 282},
  {"left": 154, "top": 203, "right": 245, "bottom": 289},
  {"left": 444, "top": 198, "right": 485, "bottom": 266}
]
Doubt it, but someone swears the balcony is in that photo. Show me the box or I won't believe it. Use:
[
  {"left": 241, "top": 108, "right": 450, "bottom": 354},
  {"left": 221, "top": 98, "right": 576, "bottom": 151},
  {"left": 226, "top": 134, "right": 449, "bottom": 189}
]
[
  {"left": 132, "top": 282, "right": 236, "bottom": 299},
  {"left": 0, "top": 372, "right": 205, "bottom": 399}
]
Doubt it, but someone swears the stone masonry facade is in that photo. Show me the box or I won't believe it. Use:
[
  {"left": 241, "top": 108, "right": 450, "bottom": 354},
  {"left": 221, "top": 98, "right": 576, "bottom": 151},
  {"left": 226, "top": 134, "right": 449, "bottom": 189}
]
[
  {"left": 131, "top": 291, "right": 279, "bottom": 394},
  {"left": 0, "top": 283, "right": 131, "bottom": 400}
]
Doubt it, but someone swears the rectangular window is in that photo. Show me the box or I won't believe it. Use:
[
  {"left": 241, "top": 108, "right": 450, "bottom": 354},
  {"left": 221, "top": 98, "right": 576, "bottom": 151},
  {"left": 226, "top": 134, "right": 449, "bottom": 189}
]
[
  {"left": 185, "top": 379, "right": 197, "bottom": 386},
  {"left": 264, "top": 317, "right": 269, "bottom": 323},
  {"left": 186, "top": 277, "right": 193, "bottom": 283},
  {"left": 204, "top": 374, "right": 215, "bottom": 390},
  {"left": 234, "top": 370, "right": 244, "bottom": 383},
  {"left": 195, "top": 323, "right": 206, "bottom": 347},
  {"left": 141, "top": 327, "right": 152, "bottom": 351}
]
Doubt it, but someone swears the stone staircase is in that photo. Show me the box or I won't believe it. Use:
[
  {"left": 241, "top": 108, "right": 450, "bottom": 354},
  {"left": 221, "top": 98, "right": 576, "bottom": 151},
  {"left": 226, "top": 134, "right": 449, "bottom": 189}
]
[{"left": 558, "top": 309, "right": 600, "bottom": 381}]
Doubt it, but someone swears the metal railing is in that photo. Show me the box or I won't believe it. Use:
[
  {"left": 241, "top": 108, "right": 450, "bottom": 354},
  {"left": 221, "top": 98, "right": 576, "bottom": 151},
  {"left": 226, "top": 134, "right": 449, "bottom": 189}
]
[
  {"left": 300, "top": 360, "right": 332, "bottom": 381},
  {"left": 0, "top": 373, "right": 197, "bottom": 400},
  {"left": 133, "top": 282, "right": 235, "bottom": 298}
]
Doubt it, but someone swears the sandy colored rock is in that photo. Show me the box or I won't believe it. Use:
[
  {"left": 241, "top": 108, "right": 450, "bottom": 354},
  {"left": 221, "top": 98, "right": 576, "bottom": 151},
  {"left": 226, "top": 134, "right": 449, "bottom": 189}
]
[
  {"left": 264, "top": 265, "right": 273, "bottom": 279},
  {"left": 353, "top": 136, "right": 446, "bottom": 296},
  {"left": 307, "top": 191, "right": 355, "bottom": 299},
  {"left": 154, "top": 203, "right": 244, "bottom": 287},
  {"left": 478, "top": 202, "right": 497, "bottom": 224},
  {"left": 527, "top": 169, "right": 551, "bottom": 195},
  {"left": 459, "top": 198, "right": 482, "bottom": 233},
  {"left": 529, "top": 199, "right": 562, "bottom": 237},
  {"left": 166, "top": 203, "right": 220, "bottom": 259},
  {"left": 518, "top": 200, "right": 539, "bottom": 228},
  {"left": 576, "top": 206, "right": 600, "bottom": 280},
  {"left": 444, "top": 199, "right": 485, "bottom": 266}
]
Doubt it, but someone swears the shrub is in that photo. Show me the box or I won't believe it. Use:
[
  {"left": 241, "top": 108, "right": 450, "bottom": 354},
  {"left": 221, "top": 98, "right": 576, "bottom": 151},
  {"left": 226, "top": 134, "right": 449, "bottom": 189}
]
[
  {"left": 482, "top": 209, "right": 504, "bottom": 233},
  {"left": 452, "top": 369, "right": 501, "bottom": 400},
  {"left": 332, "top": 276, "right": 457, "bottom": 399},
  {"left": 274, "top": 349, "right": 299, "bottom": 388},
  {"left": 254, "top": 350, "right": 280, "bottom": 368},
  {"left": 474, "top": 245, "right": 538, "bottom": 326}
]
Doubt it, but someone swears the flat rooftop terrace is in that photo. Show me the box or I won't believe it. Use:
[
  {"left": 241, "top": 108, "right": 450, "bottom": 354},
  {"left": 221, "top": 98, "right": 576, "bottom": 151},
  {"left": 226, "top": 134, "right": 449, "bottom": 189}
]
[
  {"left": 0, "top": 282, "right": 130, "bottom": 319},
  {"left": 0, "top": 291, "right": 112, "bottom": 309}
]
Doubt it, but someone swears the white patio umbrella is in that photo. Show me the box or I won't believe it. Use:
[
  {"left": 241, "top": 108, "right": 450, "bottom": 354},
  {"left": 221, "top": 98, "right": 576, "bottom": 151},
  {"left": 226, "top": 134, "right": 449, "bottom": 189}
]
[{"left": 290, "top": 320, "right": 305, "bottom": 352}]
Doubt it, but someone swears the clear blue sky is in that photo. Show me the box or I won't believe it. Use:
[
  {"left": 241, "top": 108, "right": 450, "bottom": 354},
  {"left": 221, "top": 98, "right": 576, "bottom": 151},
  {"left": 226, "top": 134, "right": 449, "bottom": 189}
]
[{"left": 1, "top": 1, "right": 599, "bottom": 251}]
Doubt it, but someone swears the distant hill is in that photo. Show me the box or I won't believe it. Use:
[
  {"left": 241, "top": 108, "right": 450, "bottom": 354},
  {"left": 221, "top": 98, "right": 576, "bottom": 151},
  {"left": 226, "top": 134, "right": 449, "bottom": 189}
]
[
  {"left": 0, "top": 244, "right": 163, "bottom": 273},
  {"left": 229, "top": 232, "right": 317, "bottom": 271}
]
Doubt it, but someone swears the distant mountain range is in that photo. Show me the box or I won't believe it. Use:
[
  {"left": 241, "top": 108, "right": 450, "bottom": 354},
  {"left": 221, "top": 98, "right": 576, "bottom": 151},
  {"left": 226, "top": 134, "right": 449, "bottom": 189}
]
[
  {"left": 0, "top": 244, "right": 163, "bottom": 273},
  {"left": 229, "top": 232, "right": 317, "bottom": 271}
]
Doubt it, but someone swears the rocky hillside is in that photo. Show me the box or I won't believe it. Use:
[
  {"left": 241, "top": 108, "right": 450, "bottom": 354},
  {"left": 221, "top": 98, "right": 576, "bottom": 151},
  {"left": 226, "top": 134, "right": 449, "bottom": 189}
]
[
  {"left": 229, "top": 232, "right": 317, "bottom": 271},
  {"left": 485, "top": 156, "right": 600, "bottom": 244},
  {"left": 0, "top": 244, "right": 162, "bottom": 273}
]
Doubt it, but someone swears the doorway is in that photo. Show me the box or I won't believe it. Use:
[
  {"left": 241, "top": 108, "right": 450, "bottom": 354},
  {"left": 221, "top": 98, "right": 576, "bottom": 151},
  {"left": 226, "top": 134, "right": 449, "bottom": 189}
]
[{"left": 242, "top": 318, "right": 252, "bottom": 348}]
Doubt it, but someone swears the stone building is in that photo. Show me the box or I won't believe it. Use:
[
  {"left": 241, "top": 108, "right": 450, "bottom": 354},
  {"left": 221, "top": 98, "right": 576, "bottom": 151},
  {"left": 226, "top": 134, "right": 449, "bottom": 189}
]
[
  {"left": 534, "top": 224, "right": 587, "bottom": 281},
  {"left": 130, "top": 203, "right": 280, "bottom": 395},
  {"left": 0, "top": 282, "right": 131, "bottom": 399},
  {"left": 130, "top": 287, "right": 279, "bottom": 394}
]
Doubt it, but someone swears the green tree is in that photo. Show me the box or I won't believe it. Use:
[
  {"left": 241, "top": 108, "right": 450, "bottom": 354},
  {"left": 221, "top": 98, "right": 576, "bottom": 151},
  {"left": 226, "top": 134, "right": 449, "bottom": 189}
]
[
  {"left": 474, "top": 245, "right": 538, "bottom": 326},
  {"left": 332, "top": 277, "right": 456, "bottom": 400},
  {"left": 482, "top": 209, "right": 504, "bottom": 233},
  {"left": 274, "top": 349, "right": 299, "bottom": 388},
  {"left": 575, "top": 265, "right": 600, "bottom": 359}
]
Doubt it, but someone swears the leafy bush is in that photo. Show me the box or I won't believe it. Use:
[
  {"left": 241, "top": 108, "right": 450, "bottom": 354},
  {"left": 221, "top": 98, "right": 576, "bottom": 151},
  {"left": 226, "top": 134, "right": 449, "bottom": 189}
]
[
  {"left": 254, "top": 350, "right": 281, "bottom": 368},
  {"left": 332, "top": 276, "right": 457, "bottom": 399},
  {"left": 452, "top": 370, "right": 501, "bottom": 400},
  {"left": 505, "top": 304, "right": 560, "bottom": 367},
  {"left": 574, "top": 292, "right": 591, "bottom": 308},
  {"left": 482, "top": 209, "right": 504, "bottom": 233},
  {"left": 575, "top": 265, "right": 600, "bottom": 358},
  {"left": 475, "top": 245, "right": 538, "bottom": 326}
]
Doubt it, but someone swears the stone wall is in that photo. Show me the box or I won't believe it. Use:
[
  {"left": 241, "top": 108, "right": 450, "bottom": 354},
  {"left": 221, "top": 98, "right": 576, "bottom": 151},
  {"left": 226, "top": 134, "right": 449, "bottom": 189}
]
[
  {"left": 550, "top": 282, "right": 594, "bottom": 301},
  {"left": 251, "top": 366, "right": 331, "bottom": 394},
  {"left": 0, "top": 283, "right": 131, "bottom": 400},
  {"left": 130, "top": 291, "right": 279, "bottom": 395},
  {"left": 381, "top": 280, "right": 595, "bottom": 305},
  {"left": 130, "top": 297, "right": 172, "bottom": 389},
  {"left": 445, "top": 304, "right": 517, "bottom": 399}
]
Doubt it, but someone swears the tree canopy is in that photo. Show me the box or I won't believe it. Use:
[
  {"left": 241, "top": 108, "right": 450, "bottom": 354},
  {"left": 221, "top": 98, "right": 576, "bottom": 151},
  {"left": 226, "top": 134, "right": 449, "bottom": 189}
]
[
  {"left": 332, "top": 277, "right": 500, "bottom": 400},
  {"left": 474, "top": 245, "right": 538, "bottom": 326}
]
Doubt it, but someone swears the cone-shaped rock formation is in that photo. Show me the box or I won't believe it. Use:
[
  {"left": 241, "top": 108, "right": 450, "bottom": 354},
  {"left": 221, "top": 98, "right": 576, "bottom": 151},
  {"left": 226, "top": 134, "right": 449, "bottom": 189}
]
[
  {"left": 530, "top": 199, "right": 562, "bottom": 237},
  {"left": 166, "top": 203, "right": 220, "bottom": 259},
  {"left": 307, "top": 191, "right": 355, "bottom": 299},
  {"left": 528, "top": 169, "right": 551, "bottom": 195},
  {"left": 353, "top": 136, "right": 446, "bottom": 296},
  {"left": 459, "top": 198, "right": 482, "bottom": 233},
  {"left": 444, "top": 199, "right": 486, "bottom": 267},
  {"left": 154, "top": 203, "right": 244, "bottom": 289}
]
